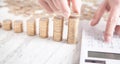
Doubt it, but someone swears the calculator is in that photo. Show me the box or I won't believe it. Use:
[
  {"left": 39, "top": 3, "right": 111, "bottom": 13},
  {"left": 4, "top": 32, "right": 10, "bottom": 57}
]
[{"left": 79, "top": 21, "right": 120, "bottom": 64}]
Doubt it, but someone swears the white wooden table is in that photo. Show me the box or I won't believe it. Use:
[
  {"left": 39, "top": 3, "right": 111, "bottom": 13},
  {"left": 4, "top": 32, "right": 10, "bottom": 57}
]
[{"left": 0, "top": 29, "right": 81, "bottom": 64}]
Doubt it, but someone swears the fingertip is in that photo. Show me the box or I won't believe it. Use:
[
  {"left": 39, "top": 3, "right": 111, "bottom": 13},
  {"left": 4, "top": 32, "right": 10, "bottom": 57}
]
[
  {"left": 61, "top": 10, "right": 70, "bottom": 18},
  {"left": 90, "top": 20, "right": 97, "bottom": 26},
  {"left": 71, "top": 0, "right": 81, "bottom": 14},
  {"left": 74, "top": 10, "right": 80, "bottom": 15},
  {"left": 90, "top": 21, "right": 95, "bottom": 26},
  {"left": 57, "top": 0, "right": 71, "bottom": 18},
  {"left": 104, "top": 37, "right": 111, "bottom": 43},
  {"left": 72, "top": 6, "right": 80, "bottom": 14},
  {"left": 63, "top": 12, "right": 70, "bottom": 18},
  {"left": 115, "top": 25, "right": 120, "bottom": 35},
  {"left": 104, "top": 33, "right": 112, "bottom": 43}
]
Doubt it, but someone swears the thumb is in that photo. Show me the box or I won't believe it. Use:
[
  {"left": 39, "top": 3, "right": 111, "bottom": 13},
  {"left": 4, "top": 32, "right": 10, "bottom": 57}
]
[{"left": 71, "top": 0, "right": 81, "bottom": 14}]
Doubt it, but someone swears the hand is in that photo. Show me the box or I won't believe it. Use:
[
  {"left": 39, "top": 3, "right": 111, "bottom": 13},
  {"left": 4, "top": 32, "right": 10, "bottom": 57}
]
[
  {"left": 39, "top": 0, "right": 81, "bottom": 18},
  {"left": 91, "top": 0, "right": 120, "bottom": 42}
]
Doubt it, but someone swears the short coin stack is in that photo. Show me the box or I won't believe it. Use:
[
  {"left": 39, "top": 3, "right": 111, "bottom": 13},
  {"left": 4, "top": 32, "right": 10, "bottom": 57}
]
[
  {"left": 13, "top": 20, "right": 23, "bottom": 33},
  {"left": 3, "top": 19, "right": 12, "bottom": 31},
  {"left": 27, "top": 19, "right": 36, "bottom": 36}
]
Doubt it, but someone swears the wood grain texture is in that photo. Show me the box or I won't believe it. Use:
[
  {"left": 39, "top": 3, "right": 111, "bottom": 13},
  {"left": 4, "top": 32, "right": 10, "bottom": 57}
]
[{"left": 0, "top": 29, "right": 80, "bottom": 64}]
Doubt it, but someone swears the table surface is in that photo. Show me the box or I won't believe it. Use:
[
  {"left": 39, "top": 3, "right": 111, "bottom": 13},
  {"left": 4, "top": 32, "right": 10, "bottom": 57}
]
[
  {"left": 0, "top": 0, "right": 107, "bottom": 64},
  {"left": 0, "top": 29, "right": 81, "bottom": 64},
  {"left": 0, "top": 1, "right": 81, "bottom": 64}
]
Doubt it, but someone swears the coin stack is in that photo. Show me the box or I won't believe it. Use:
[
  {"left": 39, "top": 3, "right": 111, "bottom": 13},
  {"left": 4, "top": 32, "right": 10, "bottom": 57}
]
[
  {"left": 3, "top": 19, "right": 12, "bottom": 31},
  {"left": 13, "top": 20, "right": 23, "bottom": 33},
  {"left": 39, "top": 17, "right": 49, "bottom": 38},
  {"left": 67, "top": 14, "right": 80, "bottom": 44},
  {"left": 53, "top": 16, "right": 64, "bottom": 42},
  {"left": 27, "top": 19, "right": 36, "bottom": 36}
]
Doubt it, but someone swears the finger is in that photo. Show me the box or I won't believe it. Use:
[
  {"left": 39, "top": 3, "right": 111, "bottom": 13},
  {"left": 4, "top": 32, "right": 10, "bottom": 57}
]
[
  {"left": 115, "top": 25, "right": 120, "bottom": 35},
  {"left": 71, "top": 0, "right": 81, "bottom": 14},
  {"left": 91, "top": 1, "right": 107, "bottom": 26},
  {"left": 104, "top": 7, "right": 119, "bottom": 42},
  {"left": 51, "top": 0, "right": 63, "bottom": 16},
  {"left": 106, "top": 4, "right": 111, "bottom": 11},
  {"left": 39, "top": 0, "right": 53, "bottom": 13},
  {"left": 46, "top": 0, "right": 59, "bottom": 12},
  {"left": 52, "top": 0, "right": 60, "bottom": 9},
  {"left": 68, "top": 0, "right": 71, "bottom": 7},
  {"left": 56, "top": 0, "right": 70, "bottom": 18}
]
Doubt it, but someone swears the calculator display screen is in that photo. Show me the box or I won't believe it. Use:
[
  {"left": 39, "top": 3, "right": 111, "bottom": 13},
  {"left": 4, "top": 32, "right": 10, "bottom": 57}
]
[{"left": 88, "top": 51, "right": 120, "bottom": 60}]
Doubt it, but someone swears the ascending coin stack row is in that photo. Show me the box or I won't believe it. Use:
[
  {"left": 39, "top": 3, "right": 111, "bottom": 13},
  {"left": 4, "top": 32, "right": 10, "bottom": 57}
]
[{"left": 0, "top": 14, "right": 80, "bottom": 44}]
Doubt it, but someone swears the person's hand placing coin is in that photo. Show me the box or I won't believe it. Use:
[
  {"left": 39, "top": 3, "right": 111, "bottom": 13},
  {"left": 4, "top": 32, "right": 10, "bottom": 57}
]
[
  {"left": 38, "top": 0, "right": 81, "bottom": 18},
  {"left": 91, "top": 0, "right": 120, "bottom": 42}
]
